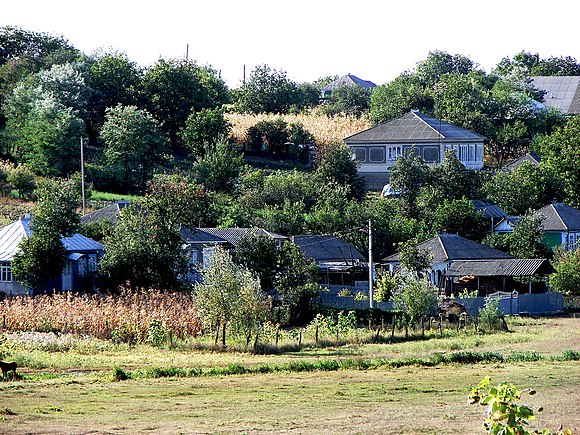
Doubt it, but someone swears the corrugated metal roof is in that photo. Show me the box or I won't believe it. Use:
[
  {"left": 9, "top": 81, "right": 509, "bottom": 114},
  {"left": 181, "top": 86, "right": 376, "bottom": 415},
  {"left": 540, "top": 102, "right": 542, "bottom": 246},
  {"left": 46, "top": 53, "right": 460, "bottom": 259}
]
[
  {"left": 446, "top": 258, "right": 550, "bottom": 277},
  {"left": 180, "top": 227, "right": 229, "bottom": 244},
  {"left": 198, "top": 228, "right": 287, "bottom": 246},
  {"left": 345, "top": 111, "right": 485, "bottom": 144},
  {"left": 532, "top": 76, "right": 580, "bottom": 114},
  {"left": 535, "top": 202, "right": 580, "bottom": 232},
  {"left": 81, "top": 201, "right": 131, "bottom": 224},
  {"left": 293, "top": 235, "right": 365, "bottom": 263}
]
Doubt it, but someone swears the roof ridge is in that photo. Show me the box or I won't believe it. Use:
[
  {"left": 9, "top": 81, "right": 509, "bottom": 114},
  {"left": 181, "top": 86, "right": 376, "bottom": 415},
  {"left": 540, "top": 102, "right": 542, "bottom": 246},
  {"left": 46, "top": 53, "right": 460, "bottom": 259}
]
[
  {"left": 413, "top": 111, "right": 445, "bottom": 139},
  {"left": 438, "top": 235, "right": 449, "bottom": 260},
  {"left": 552, "top": 203, "right": 569, "bottom": 231}
]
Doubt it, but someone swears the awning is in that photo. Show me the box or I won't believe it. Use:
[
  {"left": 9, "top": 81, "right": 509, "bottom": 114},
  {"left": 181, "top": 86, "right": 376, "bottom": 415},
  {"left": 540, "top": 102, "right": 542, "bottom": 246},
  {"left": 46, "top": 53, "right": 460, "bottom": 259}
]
[
  {"left": 445, "top": 259, "right": 552, "bottom": 277},
  {"left": 67, "top": 252, "right": 86, "bottom": 261}
]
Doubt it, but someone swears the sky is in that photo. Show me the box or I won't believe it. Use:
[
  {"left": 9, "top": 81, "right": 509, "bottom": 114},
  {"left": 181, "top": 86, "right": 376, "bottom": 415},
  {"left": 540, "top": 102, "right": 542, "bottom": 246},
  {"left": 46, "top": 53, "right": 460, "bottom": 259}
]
[{"left": 2, "top": 0, "right": 580, "bottom": 88}]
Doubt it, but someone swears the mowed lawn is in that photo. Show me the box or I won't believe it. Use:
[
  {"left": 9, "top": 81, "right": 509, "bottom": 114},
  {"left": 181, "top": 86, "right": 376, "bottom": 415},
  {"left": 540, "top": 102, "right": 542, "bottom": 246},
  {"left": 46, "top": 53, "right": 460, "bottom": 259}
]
[{"left": 1, "top": 317, "right": 579, "bottom": 434}]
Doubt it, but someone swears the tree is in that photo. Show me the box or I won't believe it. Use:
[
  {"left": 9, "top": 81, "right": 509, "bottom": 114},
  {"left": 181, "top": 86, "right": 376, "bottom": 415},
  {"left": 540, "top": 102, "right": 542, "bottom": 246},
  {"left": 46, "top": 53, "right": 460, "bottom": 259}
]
[
  {"left": 84, "top": 50, "right": 142, "bottom": 140},
  {"left": 390, "top": 148, "right": 430, "bottom": 218},
  {"left": 433, "top": 198, "right": 486, "bottom": 241},
  {"left": 398, "top": 239, "right": 432, "bottom": 276},
  {"left": 100, "top": 104, "right": 170, "bottom": 193},
  {"left": 234, "top": 233, "right": 279, "bottom": 291},
  {"left": 180, "top": 107, "right": 231, "bottom": 159},
  {"left": 193, "top": 138, "right": 243, "bottom": 193},
  {"left": 322, "top": 84, "right": 372, "bottom": 117},
  {"left": 12, "top": 178, "right": 81, "bottom": 290},
  {"left": 194, "top": 247, "right": 268, "bottom": 346},
  {"left": 392, "top": 271, "right": 437, "bottom": 329},
  {"left": 509, "top": 213, "right": 550, "bottom": 259},
  {"left": 273, "top": 241, "right": 319, "bottom": 325},
  {"left": 99, "top": 205, "right": 187, "bottom": 292},
  {"left": 483, "top": 162, "right": 563, "bottom": 216},
  {"left": 314, "top": 142, "right": 365, "bottom": 200},
  {"left": 537, "top": 115, "right": 580, "bottom": 208},
  {"left": 550, "top": 248, "right": 580, "bottom": 296},
  {"left": 234, "top": 64, "right": 299, "bottom": 114},
  {"left": 141, "top": 58, "right": 228, "bottom": 149},
  {"left": 430, "top": 150, "right": 482, "bottom": 201}
]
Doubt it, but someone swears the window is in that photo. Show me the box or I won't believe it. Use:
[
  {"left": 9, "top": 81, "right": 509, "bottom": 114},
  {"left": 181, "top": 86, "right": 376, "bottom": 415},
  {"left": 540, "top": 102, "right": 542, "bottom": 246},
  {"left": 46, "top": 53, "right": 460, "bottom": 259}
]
[
  {"left": 88, "top": 254, "right": 98, "bottom": 272},
  {"left": 459, "top": 144, "right": 469, "bottom": 162},
  {"left": 387, "top": 146, "right": 402, "bottom": 160},
  {"left": 352, "top": 147, "right": 366, "bottom": 162},
  {"left": 0, "top": 262, "right": 12, "bottom": 282},
  {"left": 369, "top": 147, "right": 385, "bottom": 162},
  {"left": 568, "top": 232, "right": 580, "bottom": 250}
]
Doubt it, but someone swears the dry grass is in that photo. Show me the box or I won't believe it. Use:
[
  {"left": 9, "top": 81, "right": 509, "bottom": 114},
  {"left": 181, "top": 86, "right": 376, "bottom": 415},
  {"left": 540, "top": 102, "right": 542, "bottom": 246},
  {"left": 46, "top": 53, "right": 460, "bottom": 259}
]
[
  {"left": 226, "top": 112, "right": 371, "bottom": 147},
  {"left": 0, "top": 362, "right": 578, "bottom": 434}
]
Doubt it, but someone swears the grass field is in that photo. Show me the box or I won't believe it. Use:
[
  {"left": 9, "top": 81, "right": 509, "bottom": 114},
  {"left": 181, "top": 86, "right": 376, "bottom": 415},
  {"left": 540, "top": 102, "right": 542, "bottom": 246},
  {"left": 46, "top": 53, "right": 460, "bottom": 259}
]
[{"left": 1, "top": 316, "right": 579, "bottom": 434}]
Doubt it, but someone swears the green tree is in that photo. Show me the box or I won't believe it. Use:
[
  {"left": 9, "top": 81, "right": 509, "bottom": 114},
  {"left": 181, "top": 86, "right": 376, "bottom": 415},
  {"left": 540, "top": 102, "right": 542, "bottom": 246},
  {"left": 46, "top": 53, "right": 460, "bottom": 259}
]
[
  {"left": 390, "top": 148, "right": 430, "bottom": 218},
  {"left": 392, "top": 271, "right": 437, "bottom": 329},
  {"left": 234, "top": 233, "right": 279, "bottom": 291},
  {"left": 314, "top": 142, "right": 365, "bottom": 199},
  {"left": 537, "top": 115, "right": 580, "bottom": 208},
  {"left": 322, "top": 84, "right": 372, "bottom": 117},
  {"left": 193, "top": 138, "right": 243, "bottom": 193},
  {"left": 100, "top": 104, "right": 170, "bottom": 193},
  {"left": 483, "top": 162, "right": 562, "bottom": 216},
  {"left": 180, "top": 107, "right": 231, "bottom": 159},
  {"left": 234, "top": 64, "right": 299, "bottom": 114},
  {"left": 84, "top": 50, "right": 142, "bottom": 139},
  {"left": 245, "top": 117, "right": 289, "bottom": 157},
  {"left": 12, "top": 178, "right": 81, "bottom": 290},
  {"left": 431, "top": 150, "right": 482, "bottom": 201},
  {"left": 509, "top": 213, "right": 550, "bottom": 259},
  {"left": 99, "top": 205, "right": 187, "bottom": 292},
  {"left": 433, "top": 198, "right": 486, "bottom": 241},
  {"left": 550, "top": 248, "right": 580, "bottom": 296},
  {"left": 398, "top": 239, "right": 432, "bottom": 276},
  {"left": 194, "top": 247, "right": 268, "bottom": 346},
  {"left": 141, "top": 58, "right": 228, "bottom": 149},
  {"left": 274, "top": 241, "right": 319, "bottom": 325}
]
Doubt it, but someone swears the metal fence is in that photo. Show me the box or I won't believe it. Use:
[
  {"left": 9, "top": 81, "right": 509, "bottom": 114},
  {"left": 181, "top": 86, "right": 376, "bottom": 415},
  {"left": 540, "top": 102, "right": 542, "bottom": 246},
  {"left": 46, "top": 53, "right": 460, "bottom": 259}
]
[{"left": 317, "top": 286, "right": 564, "bottom": 316}]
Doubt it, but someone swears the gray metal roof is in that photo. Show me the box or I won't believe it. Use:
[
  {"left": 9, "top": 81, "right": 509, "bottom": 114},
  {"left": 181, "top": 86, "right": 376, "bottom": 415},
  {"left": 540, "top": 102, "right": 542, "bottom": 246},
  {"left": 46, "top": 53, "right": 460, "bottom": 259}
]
[
  {"left": 293, "top": 235, "right": 365, "bottom": 263},
  {"left": 81, "top": 201, "right": 131, "bottom": 224},
  {"left": 472, "top": 200, "right": 509, "bottom": 219},
  {"left": 532, "top": 76, "right": 580, "bottom": 114},
  {"left": 445, "top": 258, "right": 551, "bottom": 277},
  {"left": 384, "top": 233, "right": 513, "bottom": 263},
  {"left": 345, "top": 111, "right": 485, "bottom": 144},
  {"left": 535, "top": 202, "right": 580, "bottom": 232},
  {"left": 180, "top": 227, "right": 230, "bottom": 244},
  {"left": 322, "top": 74, "right": 377, "bottom": 94},
  {"left": 197, "top": 228, "right": 287, "bottom": 246},
  {"left": 503, "top": 152, "right": 541, "bottom": 172}
]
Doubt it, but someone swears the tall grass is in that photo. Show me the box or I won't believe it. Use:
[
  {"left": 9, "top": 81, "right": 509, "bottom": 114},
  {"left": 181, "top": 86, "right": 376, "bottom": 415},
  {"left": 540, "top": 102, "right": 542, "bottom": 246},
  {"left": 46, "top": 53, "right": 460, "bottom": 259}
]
[{"left": 0, "top": 290, "right": 202, "bottom": 343}]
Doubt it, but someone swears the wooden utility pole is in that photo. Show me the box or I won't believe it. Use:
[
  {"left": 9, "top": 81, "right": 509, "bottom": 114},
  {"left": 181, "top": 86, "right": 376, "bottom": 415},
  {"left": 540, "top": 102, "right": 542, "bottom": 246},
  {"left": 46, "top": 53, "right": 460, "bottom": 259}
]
[
  {"left": 368, "top": 218, "right": 374, "bottom": 309},
  {"left": 80, "top": 137, "right": 86, "bottom": 216}
]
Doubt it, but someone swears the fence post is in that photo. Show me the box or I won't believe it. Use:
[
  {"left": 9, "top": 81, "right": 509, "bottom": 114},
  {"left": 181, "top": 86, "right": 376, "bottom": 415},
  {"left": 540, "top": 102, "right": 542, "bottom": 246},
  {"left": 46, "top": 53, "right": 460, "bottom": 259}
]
[
  {"left": 299, "top": 329, "right": 302, "bottom": 347},
  {"left": 315, "top": 323, "right": 319, "bottom": 344},
  {"left": 439, "top": 314, "right": 443, "bottom": 337},
  {"left": 275, "top": 327, "right": 279, "bottom": 347},
  {"left": 390, "top": 314, "right": 396, "bottom": 343}
]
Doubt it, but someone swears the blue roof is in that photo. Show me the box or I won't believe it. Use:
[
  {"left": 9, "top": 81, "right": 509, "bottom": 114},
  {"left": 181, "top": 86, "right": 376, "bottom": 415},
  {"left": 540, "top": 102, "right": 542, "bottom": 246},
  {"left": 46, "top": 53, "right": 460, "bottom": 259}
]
[{"left": 0, "top": 216, "right": 103, "bottom": 261}]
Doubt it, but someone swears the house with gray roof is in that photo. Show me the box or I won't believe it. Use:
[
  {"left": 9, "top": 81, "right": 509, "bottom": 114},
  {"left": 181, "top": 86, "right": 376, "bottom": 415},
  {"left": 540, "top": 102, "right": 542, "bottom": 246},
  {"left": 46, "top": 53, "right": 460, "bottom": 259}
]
[
  {"left": 382, "top": 233, "right": 551, "bottom": 295},
  {"left": 345, "top": 111, "right": 485, "bottom": 190},
  {"left": 321, "top": 74, "right": 376, "bottom": 99},
  {"left": 0, "top": 216, "right": 104, "bottom": 295},
  {"left": 292, "top": 235, "right": 367, "bottom": 285},
  {"left": 531, "top": 76, "right": 580, "bottom": 115},
  {"left": 81, "top": 200, "right": 131, "bottom": 225},
  {"left": 503, "top": 152, "right": 541, "bottom": 172},
  {"left": 534, "top": 202, "right": 580, "bottom": 251}
]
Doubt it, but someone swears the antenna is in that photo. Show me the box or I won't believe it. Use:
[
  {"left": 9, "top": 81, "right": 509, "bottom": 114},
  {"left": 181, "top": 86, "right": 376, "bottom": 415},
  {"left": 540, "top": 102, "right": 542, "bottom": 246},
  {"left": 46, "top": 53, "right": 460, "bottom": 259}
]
[
  {"left": 80, "top": 137, "right": 86, "bottom": 216},
  {"left": 186, "top": 44, "right": 189, "bottom": 61}
]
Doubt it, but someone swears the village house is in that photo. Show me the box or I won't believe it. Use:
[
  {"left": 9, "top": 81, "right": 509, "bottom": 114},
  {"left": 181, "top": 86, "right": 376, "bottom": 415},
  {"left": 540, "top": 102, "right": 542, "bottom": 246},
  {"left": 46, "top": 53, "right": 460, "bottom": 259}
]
[
  {"left": 0, "top": 215, "right": 104, "bottom": 295},
  {"left": 382, "top": 233, "right": 551, "bottom": 296},
  {"left": 345, "top": 110, "right": 485, "bottom": 190},
  {"left": 320, "top": 74, "right": 376, "bottom": 100}
]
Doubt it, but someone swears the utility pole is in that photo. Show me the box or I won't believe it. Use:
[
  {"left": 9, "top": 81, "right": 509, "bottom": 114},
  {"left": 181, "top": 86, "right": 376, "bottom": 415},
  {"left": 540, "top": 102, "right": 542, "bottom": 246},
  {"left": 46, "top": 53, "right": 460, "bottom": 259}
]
[
  {"left": 368, "top": 218, "right": 374, "bottom": 309},
  {"left": 80, "top": 137, "right": 86, "bottom": 216}
]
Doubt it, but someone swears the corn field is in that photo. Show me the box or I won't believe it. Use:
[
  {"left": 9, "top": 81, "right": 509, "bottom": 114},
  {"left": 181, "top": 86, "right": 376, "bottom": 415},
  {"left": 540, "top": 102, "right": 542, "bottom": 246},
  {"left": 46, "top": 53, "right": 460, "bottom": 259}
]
[
  {"left": 226, "top": 112, "right": 371, "bottom": 147},
  {"left": 0, "top": 290, "right": 202, "bottom": 343}
]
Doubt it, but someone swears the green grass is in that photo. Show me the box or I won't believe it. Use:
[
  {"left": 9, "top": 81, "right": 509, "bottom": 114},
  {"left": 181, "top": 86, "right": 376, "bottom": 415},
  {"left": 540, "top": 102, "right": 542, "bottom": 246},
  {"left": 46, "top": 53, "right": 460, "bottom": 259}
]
[
  {"left": 0, "top": 316, "right": 578, "bottom": 434},
  {"left": 89, "top": 190, "right": 142, "bottom": 202}
]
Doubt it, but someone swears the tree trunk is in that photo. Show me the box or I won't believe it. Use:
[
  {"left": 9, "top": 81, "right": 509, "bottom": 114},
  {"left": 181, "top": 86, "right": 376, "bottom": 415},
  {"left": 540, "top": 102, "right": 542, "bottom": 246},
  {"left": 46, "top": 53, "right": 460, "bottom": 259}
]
[{"left": 221, "top": 322, "right": 226, "bottom": 348}]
